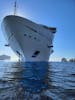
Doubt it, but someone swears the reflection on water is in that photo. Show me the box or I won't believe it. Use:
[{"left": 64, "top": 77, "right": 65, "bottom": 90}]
[{"left": 0, "top": 62, "right": 75, "bottom": 100}]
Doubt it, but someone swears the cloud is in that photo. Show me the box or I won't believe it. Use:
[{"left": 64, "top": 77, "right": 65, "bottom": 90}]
[{"left": 0, "top": 55, "right": 11, "bottom": 60}]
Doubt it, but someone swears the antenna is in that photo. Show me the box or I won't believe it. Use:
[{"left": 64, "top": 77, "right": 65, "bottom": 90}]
[{"left": 14, "top": 0, "right": 17, "bottom": 15}]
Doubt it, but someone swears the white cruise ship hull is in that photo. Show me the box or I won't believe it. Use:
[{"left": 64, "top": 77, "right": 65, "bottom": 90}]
[{"left": 2, "top": 15, "right": 56, "bottom": 62}]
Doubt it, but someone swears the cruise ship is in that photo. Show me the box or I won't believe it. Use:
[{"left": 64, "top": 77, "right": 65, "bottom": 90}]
[{"left": 2, "top": 1, "right": 56, "bottom": 62}]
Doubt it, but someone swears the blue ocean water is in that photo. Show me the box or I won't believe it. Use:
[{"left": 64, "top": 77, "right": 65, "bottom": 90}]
[{"left": 0, "top": 62, "right": 75, "bottom": 100}]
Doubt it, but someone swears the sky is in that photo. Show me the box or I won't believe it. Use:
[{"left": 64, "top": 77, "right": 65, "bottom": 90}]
[{"left": 0, "top": 0, "right": 75, "bottom": 61}]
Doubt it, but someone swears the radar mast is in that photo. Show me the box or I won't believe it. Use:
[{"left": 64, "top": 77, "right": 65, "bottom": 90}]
[{"left": 14, "top": 0, "right": 17, "bottom": 15}]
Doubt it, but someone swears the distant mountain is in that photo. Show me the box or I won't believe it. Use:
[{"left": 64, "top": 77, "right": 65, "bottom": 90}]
[{"left": 0, "top": 55, "right": 10, "bottom": 60}]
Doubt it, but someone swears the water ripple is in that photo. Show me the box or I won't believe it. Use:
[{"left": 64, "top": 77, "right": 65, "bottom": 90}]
[{"left": 0, "top": 62, "right": 75, "bottom": 100}]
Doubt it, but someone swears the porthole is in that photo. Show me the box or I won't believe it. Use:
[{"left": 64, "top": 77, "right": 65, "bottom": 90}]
[
  {"left": 29, "top": 35, "right": 32, "bottom": 38},
  {"left": 34, "top": 37, "right": 37, "bottom": 40},
  {"left": 24, "top": 34, "right": 26, "bottom": 36}
]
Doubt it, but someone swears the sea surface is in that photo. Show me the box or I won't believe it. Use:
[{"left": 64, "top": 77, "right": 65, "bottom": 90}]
[{"left": 0, "top": 61, "right": 75, "bottom": 100}]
